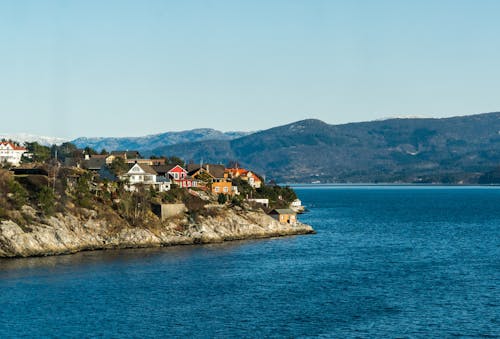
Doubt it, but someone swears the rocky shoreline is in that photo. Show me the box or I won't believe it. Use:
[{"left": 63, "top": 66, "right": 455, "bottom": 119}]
[{"left": 0, "top": 207, "right": 314, "bottom": 258}]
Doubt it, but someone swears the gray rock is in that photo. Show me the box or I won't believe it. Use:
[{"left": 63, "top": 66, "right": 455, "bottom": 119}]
[{"left": 0, "top": 209, "right": 314, "bottom": 258}]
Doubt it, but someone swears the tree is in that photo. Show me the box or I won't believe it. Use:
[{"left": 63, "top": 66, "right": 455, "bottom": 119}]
[
  {"left": 52, "top": 142, "right": 79, "bottom": 161},
  {"left": 167, "top": 156, "right": 184, "bottom": 166},
  {"left": 38, "top": 186, "right": 55, "bottom": 215},
  {"left": 24, "top": 142, "right": 51, "bottom": 163},
  {"left": 84, "top": 146, "right": 97, "bottom": 156},
  {"left": 74, "top": 172, "right": 94, "bottom": 208},
  {"left": 217, "top": 193, "right": 227, "bottom": 204},
  {"left": 109, "top": 157, "right": 129, "bottom": 176},
  {"left": 7, "top": 179, "right": 28, "bottom": 208}
]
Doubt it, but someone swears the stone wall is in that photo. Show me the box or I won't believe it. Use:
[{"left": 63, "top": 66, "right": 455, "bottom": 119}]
[{"left": 152, "top": 203, "right": 187, "bottom": 220}]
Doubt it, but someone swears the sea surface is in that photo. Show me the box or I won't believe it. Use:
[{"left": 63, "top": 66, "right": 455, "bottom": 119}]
[{"left": 0, "top": 186, "right": 499, "bottom": 338}]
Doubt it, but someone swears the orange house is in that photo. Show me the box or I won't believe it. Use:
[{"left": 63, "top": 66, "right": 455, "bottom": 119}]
[
  {"left": 211, "top": 180, "right": 233, "bottom": 195},
  {"left": 227, "top": 168, "right": 262, "bottom": 188}
]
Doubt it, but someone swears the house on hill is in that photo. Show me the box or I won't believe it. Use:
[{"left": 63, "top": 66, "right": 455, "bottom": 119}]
[
  {"left": 81, "top": 158, "right": 107, "bottom": 172},
  {"left": 107, "top": 151, "right": 141, "bottom": 164},
  {"left": 125, "top": 158, "right": 166, "bottom": 166},
  {"left": 0, "top": 141, "right": 26, "bottom": 166},
  {"left": 227, "top": 167, "right": 262, "bottom": 188},
  {"left": 187, "top": 164, "right": 233, "bottom": 195},
  {"left": 120, "top": 163, "right": 170, "bottom": 192},
  {"left": 153, "top": 164, "right": 196, "bottom": 188}
]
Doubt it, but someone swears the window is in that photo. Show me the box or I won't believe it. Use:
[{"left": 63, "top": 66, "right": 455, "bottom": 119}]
[
  {"left": 223, "top": 187, "right": 228, "bottom": 193},
  {"left": 215, "top": 187, "right": 220, "bottom": 192}
]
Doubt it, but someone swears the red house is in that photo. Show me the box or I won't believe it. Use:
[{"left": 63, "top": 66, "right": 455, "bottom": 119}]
[{"left": 167, "top": 165, "right": 197, "bottom": 188}]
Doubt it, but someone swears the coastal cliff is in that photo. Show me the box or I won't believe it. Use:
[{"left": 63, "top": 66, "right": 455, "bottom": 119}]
[{"left": 0, "top": 206, "right": 314, "bottom": 258}]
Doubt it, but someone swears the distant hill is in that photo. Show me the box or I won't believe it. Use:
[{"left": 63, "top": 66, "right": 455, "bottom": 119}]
[
  {"left": 72, "top": 129, "right": 251, "bottom": 152},
  {"left": 149, "top": 112, "right": 500, "bottom": 183}
]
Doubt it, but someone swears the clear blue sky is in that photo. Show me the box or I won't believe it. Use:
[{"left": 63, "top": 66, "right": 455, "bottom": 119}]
[{"left": 1, "top": 0, "right": 500, "bottom": 138}]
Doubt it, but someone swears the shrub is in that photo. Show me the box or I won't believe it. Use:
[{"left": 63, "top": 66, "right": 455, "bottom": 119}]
[
  {"left": 217, "top": 193, "right": 227, "bottom": 205},
  {"left": 38, "top": 186, "right": 55, "bottom": 216},
  {"left": 7, "top": 180, "right": 28, "bottom": 208}
]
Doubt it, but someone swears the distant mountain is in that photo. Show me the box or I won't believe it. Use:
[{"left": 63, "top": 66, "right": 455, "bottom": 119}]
[
  {"left": 149, "top": 112, "right": 500, "bottom": 183},
  {"left": 72, "top": 129, "right": 251, "bottom": 152},
  {"left": 0, "top": 133, "right": 67, "bottom": 146}
]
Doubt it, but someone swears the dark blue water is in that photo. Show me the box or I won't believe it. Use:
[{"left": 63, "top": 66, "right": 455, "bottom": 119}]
[{"left": 0, "top": 187, "right": 499, "bottom": 337}]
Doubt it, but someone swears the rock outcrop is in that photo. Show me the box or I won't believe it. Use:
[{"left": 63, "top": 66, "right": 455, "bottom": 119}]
[{"left": 0, "top": 206, "right": 314, "bottom": 258}]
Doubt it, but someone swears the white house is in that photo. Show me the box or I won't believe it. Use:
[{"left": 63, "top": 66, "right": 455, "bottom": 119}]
[
  {"left": 120, "top": 163, "right": 171, "bottom": 192},
  {"left": 290, "top": 198, "right": 304, "bottom": 212},
  {"left": 0, "top": 141, "right": 26, "bottom": 166},
  {"left": 291, "top": 199, "right": 302, "bottom": 208}
]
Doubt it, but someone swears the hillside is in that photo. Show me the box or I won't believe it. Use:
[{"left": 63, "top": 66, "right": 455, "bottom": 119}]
[
  {"left": 72, "top": 129, "right": 250, "bottom": 152},
  {"left": 0, "top": 167, "right": 312, "bottom": 258},
  {"left": 150, "top": 112, "right": 500, "bottom": 183}
]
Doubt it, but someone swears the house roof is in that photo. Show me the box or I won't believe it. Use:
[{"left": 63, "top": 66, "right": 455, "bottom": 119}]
[
  {"left": 152, "top": 164, "right": 185, "bottom": 174},
  {"left": 187, "top": 167, "right": 215, "bottom": 178},
  {"left": 156, "top": 176, "right": 171, "bottom": 183},
  {"left": 187, "top": 164, "right": 225, "bottom": 179},
  {"left": 227, "top": 168, "right": 248, "bottom": 176},
  {"left": 11, "top": 167, "right": 49, "bottom": 176},
  {"left": 247, "top": 172, "right": 262, "bottom": 182},
  {"left": 127, "top": 163, "right": 157, "bottom": 175},
  {"left": 0, "top": 141, "right": 26, "bottom": 151},
  {"left": 82, "top": 158, "right": 106, "bottom": 170},
  {"left": 227, "top": 168, "right": 262, "bottom": 181},
  {"left": 110, "top": 150, "right": 141, "bottom": 159},
  {"left": 269, "top": 209, "right": 296, "bottom": 215}
]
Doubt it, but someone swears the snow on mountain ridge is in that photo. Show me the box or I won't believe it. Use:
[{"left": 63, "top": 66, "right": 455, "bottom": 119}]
[{"left": 0, "top": 133, "right": 67, "bottom": 146}]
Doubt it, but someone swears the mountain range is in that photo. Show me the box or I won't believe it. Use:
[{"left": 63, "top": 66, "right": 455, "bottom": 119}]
[
  {"left": 146, "top": 112, "right": 500, "bottom": 183},
  {"left": 72, "top": 129, "right": 251, "bottom": 152},
  {"left": 7, "top": 112, "right": 500, "bottom": 183}
]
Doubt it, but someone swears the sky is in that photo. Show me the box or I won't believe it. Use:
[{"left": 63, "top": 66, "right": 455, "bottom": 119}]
[{"left": 1, "top": 0, "right": 500, "bottom": 139}]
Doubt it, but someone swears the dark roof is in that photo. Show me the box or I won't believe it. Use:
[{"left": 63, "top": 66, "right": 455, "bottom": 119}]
[
  {"left": 11, "top": 167, "right": 49, "bottom": 176},
  {"left": 82, "top": 158, "right": 106, "bottom": 170},
  {"left": 64, "top": 157, "right": 80, "bottom": 167},
  {"left": 187, "top": 164, "right": 225, "bottom": 179},
  {"left": 152, "top": 164, "right": 178, "bottom": 175},
  {"left": 156, "top": 176, "right": 171, "bottom": 183},
  {"left": 269, "top": 209, "right": 296, "bottom": 215},
  {"left": 111, "top": 151, "right": 141, "bottom": 159},
  {"left": 187, "top": 167, "right": 214, "bottom": 178}
]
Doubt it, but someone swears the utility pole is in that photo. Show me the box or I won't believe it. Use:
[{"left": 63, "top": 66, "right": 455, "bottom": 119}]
[{"left": 52, "top": 149, "right": 58, "bottom": 193}]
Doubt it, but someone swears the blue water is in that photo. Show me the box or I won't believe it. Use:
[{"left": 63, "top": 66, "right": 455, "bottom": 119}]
[{"left": 0, "top": 186, "right": 499, "bottom": 337}]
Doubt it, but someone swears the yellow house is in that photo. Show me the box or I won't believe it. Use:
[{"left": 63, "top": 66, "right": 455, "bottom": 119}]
[{"left": 269, "top": 209, "right": 297, "bottom": 225}]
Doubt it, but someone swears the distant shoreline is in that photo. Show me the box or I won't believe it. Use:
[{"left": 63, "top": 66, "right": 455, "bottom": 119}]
[{"left": 288, "top": 183, "right": 500, "bottom": 188}]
